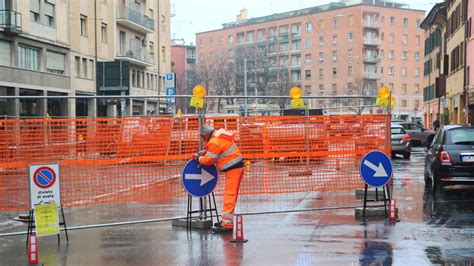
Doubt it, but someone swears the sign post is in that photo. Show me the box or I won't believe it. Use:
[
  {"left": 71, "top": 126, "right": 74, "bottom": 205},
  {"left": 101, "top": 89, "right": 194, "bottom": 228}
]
[
  {"left": 359, "top": 151, "right": 393, "bottom": 219},
  {"left": 173, "top": 160, "right": 220, "bottom": 229},
  {"left": 27, "top": 164, "right": 69, "bottom": 246}
]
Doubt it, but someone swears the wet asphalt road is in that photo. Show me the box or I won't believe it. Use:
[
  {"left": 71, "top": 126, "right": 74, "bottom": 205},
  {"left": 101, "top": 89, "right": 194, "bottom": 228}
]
[{"left": 0, "top": 147, "right": 474, "bottom": 265}]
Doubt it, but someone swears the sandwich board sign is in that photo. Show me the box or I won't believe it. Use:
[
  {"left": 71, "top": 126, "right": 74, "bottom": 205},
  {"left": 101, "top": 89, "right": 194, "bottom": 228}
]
[{"left": 29, "top": 164, "right": 61, "bottom": 208}]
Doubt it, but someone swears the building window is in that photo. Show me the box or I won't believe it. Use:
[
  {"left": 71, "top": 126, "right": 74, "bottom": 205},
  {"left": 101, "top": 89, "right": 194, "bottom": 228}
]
[
  {"left": 44, "top": 0, "right": 55, "bottom": 27},
  {"left": 416, "top": 35, "right": 420, "bottom": 45},
  {"left": 82, "top": 58, "right": 87, "bottom": 78},
  {"left": 415, "top": 84, "right": 419, "bottom": 94},
  {"left": 348, "top": 49, "right": 353, "bottom": 60},
  {"left": 349, "top": 15, "right": 354, "bottom": 26},
  {"left": 332, "top": 35, "right": 337, "bottom": 45},
  {"left": 388, "top": 67, "right": 394, "bottom": 76},
  {"left": 389, "top": 50, "right": 394, "bottom": 60},
  {"left": 381, "top": 33, "right": 384, "bottom": 41},
  {"left": 332, "top": 83, "right": 337, "bottom": 94},
  {"left": 228, "top": 35, "right": 234, "bottom": 44},
  {"left": 390, "top": 17, "right": 395, "bottom": 27},
  {"left": 415, "top": 52, "right": 420, "bottom": 61},
  {"left": 305, "top": 38, "right": 312, "bottom": 49},
  {"left": 414, "top": 99, "right": 420, "bottom": 108},
  {"left": 305, "top": 54, "right": 312, "bottom": 65},
  {"left": 319, "top": 37, "right": 324, "bottom": 47},
  {"left": 319, "top": 19, "right": 324, "bottom": 30},
  {"left": 200, "top": 39, "right": 204, "bottom": 47},
  {"left": 101, "top": 23, "right": 107, "bottom": 43},
  {"left": 348, "top": 66, "right": 352, "bottom": 77},
  {"left": 80, "top": 15, "right": 87, "bottom": 36},
  {"left": 319, "top": 52, "right": 324, "bottom": 62},
  {"left": 402, "top": 100, "right": 407, "bottom": 107},
  {"left": 75, "top": 56, "right": 80, "bottom": 77},
  {"left": 402, "top": 51, "right": 407, "bottom": 60},
  {"left": 403, "top": 18, "right": 408, "bottom": 28},
  {"left": 210, "top": 37, "right": 214, "bottom": 46},
  {"left": 219, "top": 36, "right": 223, "bottom": 46},
  {"left": 46, "top": 51, "right": 65, "bottom": 74},
  {"left": 389, "top": 33, "right": 395, "bottom": 44},
  {"left": 415, "top": 68, "right": 420, "bottom": 77},
  {"left": 332, "top": 67, "right": 337, "bottom": 78},
  {"left": 401, "top": 67, "right": 407, "bottom": 77},
  {"left": 332, "top": 18, "right": 337, "bottom": 29},
  {"left": 348, "top": 32, "right": 353, "bottom": 43},
  {"left": 416, "top": 20, "right": 420, "bottom": 29},
  {"left": 402, "top": 34, "right": 407, "bottom": 45},
  {"left": 17, "top": 45, "right": 39, "bottom": 71},
  {"left": 402, "top": 84, "right": 407, "bottom": 94},
  {"left": 89, "top": 59, "right": 94, "bottom": 79},
  {"left": 0, "top": 40, "right": 12, "bottom": 66},
  {"left": 292, "top": 40, "right": 301, "bottom": 51},
  {"left": 30, "top": 0, "right": 40, "bottom": 22},
  {"left": 319, "top": 68, "right": 323, "bottom": 79},
  {"left": 319, "top": 85, "right": 324, "bottom": 95},
  {"left": 389, "top": 83, "right": 394, "bottom": 90},
  {"left": 305, "top": 70, "right": 311, "bottom": 80},
  {"left": 332, "top": 51, "right": 337, "bottom": 62},
  {"left": 306, "top": 22, "right": 312, "bottom": 32}
]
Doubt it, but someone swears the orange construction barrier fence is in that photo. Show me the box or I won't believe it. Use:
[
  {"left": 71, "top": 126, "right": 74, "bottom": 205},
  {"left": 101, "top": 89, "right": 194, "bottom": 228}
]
[{"left": 0, "top": 115, "right": 390, "bottom": 211}]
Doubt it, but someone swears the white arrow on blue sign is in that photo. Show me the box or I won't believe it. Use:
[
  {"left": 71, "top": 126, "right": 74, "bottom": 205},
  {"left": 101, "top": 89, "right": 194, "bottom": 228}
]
[
  {"left": 182, "top": 160, "right": 218, "bottom": 197},
  {"left": 359, "top": 150, "right": 393, "bottom": 187}
]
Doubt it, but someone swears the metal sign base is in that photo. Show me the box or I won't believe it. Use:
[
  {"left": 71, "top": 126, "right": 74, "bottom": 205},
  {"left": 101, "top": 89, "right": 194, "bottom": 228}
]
[
  {"left": 26, "top": 205, "right": 69, "bottom": 246},
  {"left": 361, "top": 184, "right": 392, "bottom": 219},
  {"left": 181, "top": 193, "right": 220, "bottom": 230}
]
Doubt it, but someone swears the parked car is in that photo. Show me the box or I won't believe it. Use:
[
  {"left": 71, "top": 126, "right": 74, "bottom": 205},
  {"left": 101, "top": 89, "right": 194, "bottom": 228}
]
[
  {"left": 424, "top": 125, "right": 474, "bottom": 194},
  {"left": 393, "top": 122, "right": 435, "bottom": 147},
  {"left": 391, "top": 123, "right": 411, "bottom": 159}
]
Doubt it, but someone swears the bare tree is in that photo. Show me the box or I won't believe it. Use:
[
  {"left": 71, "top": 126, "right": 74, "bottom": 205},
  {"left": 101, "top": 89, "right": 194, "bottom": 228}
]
[{"left": 337, "top": 78, "right": 377, "bottom": 115}]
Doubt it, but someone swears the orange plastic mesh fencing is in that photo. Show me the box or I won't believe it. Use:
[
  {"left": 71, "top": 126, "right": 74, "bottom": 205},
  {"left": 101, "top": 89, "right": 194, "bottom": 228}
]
[{"left": 0, "top": 115, "right": 390, "bottom": 212}]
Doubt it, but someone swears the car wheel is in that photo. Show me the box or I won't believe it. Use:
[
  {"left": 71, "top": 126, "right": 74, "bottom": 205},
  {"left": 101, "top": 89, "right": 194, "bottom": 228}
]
[
  {"left": 432, "top": 171, "right": 443, "bottom": 195},
  {"left": 403, "top": 152, "right": 411, "bottom": 159}
]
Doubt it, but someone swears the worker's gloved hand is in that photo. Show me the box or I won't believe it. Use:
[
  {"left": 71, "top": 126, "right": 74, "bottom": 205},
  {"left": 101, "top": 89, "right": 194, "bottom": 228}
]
[
  {"left": 192, "top": 154, "right": 199, "bottom": 162},
  {"left": 197, "top": 150, "right": 207, "bottom": 156}
]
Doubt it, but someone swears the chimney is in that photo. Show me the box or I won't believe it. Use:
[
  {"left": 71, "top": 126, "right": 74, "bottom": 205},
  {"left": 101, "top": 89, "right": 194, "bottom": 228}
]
[{"left": 236, "top": 9, "right": 248, "bottom": 21}]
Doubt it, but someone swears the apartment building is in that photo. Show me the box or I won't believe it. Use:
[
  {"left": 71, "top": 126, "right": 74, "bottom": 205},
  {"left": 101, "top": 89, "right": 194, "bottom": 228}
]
[
  {"left": 0, "top": 0, "right": 171, "bottom": 118},
  {"left": 421, "top": 3, "right": 447, "bottom": 129},
  {"left": 466, "top": 0, "right": 473, "bottom": 124},
  {"left": 445, "top": 0, "right": 468, "bottom": 124},
  {"left": 196, "top": 1, "right": 425, "bottom": 119},
  {"left": 171, "top": 42, "right": 196, "bottom": 113}
]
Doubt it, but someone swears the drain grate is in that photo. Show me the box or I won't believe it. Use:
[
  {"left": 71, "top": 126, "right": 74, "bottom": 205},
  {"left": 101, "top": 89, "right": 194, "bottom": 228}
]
[{"left": 413, "top": 228, "right": 474, "bottom": 242}]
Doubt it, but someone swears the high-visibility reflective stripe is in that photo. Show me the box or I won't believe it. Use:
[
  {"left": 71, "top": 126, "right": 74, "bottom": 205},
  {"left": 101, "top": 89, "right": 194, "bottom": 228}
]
[
  {"left": 221, "top": 156, "right": 243, "bottom": 171},
  {"left": 222, "top": 213, "right": 234, "bottom": 224},
  {"left": 222, "top": 219, "right": 233, "bottom": 225},
  {"left": 218, "top": 144, "right": 237, "bottom": 159},
  {"left": 206, "top": 151, "right": 219, "bottom": 159},
  {"left": 215, "top": 128, "right": 232, "bottom": 137}
]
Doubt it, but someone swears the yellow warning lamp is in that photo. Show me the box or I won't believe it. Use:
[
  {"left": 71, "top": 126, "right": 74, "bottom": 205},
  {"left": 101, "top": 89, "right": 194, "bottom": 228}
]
[
  {"left": 193, "top": 85, "right": 207, "bottom": 99},
  {"left": 289, "top": 86, "right": 302, "bottom": 99},
  {"left": 177, "top": 109, "right": 182, "bottom": 118},
  {"left": 378, "top": 86, "right": 390, "bottom": 99}
]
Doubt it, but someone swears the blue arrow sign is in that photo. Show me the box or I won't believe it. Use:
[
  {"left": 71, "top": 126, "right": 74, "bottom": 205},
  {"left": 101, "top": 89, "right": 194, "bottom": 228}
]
[
  {"left": 182, "top": 160, "right": 218, "bottom": 197},
  {"left": 359, "top": 151, "right": 393, "bottom": 187}
]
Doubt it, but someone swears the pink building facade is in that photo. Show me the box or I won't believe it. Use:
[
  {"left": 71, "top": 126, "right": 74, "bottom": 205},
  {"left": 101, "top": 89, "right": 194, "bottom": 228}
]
[
  {"left": 467, "top": 0, "right": 474, "bottom": 124},
  {"left": 196, "top": 2, "right": 424, "bottom": 119},
  {"left": 171, "top": 44, "right": 196, "bottom": 113}
]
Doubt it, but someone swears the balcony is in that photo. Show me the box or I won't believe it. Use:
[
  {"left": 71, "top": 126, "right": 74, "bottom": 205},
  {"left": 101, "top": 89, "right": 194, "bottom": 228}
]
[
  {"left": 279, "top": 36, "right": 289, "bottom": 43},
  {"left": 290, "top": 63, "right": 301, "bottom": 69},
  {"left": 116, "top": 5, "right": 155, "bottom": 33},
  {"left": 363, "top": 72, "right": 380, "bottom": 80},
  {"left": 186, "top": 54, "right": 196, "bottom": 64},
  {"left": 363, "top": 38, "right": 381, "bottom": 46},
  {"left": 0, "top": 10, "right": 22, "bottom": 33},
  {"left": 117, "top": 40, "right": 155, "bottom": 67},
  {"left": 363, "top": 22, "right": 380, "bottom": 29},
  {"left": 363, "top": 56, "right": 381, "bottom": 64},
  {"left": 291, "top": 33, "right": 301, "bottom": 41}
]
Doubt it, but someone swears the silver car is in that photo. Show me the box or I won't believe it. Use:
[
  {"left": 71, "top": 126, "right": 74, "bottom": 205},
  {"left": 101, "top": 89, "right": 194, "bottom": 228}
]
[{"left": 391, "top": 123, "right": 412, "bottom": 159}]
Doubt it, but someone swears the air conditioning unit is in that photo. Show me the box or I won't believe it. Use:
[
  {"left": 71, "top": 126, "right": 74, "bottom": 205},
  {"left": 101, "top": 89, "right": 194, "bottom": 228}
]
[{"left": 142, "top": 39, "right": 148, "bottom": 46}]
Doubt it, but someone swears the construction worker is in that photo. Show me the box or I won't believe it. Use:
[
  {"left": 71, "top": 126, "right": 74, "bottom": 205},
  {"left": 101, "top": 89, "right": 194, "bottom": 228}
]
[{"left": 193, "top": 124, "right": 244, "bottom": 233}]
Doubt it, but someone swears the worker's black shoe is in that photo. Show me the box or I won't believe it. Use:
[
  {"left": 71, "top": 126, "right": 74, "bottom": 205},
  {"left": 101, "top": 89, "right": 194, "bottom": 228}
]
[
  {"left": 214, "top": 221, "right": 222, "bottom": 227},
  {"left": 212, "top": 224, "right": 233, "bottom": 234}
]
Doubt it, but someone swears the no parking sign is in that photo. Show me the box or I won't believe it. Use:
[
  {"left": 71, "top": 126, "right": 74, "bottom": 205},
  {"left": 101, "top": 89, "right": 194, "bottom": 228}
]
[{"left": 29, "top": 164, "right": 61, "bottom": 208}]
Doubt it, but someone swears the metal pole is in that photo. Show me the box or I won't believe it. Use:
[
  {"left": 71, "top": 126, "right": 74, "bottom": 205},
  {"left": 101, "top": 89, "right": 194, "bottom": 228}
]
[
  {"left": 305, "top": 105, "right": 310, "bottom": 169},
  {"left": 244, "top": 57, "right": 248, "bottom": 117},
  {"left": 197, "top": 107, "right": 204, "bottom": 219}
]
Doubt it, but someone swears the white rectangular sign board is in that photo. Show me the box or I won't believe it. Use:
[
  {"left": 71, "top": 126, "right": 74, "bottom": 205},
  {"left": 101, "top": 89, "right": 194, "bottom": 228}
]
[{"left": 29, "top": 164, "right": 61, "bottom": 208}]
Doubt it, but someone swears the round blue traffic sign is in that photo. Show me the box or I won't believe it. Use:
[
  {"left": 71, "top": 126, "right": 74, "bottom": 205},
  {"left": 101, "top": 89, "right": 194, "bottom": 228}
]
[
  {"left": 359, "top": 151, "right": 393, "bottom": 187},
  {"left": 182, "top": 160, "right": 218, "bottom": 197}
]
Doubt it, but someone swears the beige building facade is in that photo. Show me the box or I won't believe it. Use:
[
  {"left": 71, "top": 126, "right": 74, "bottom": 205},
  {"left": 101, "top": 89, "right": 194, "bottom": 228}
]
[
  {"left": 196, "top": 1, "right": 424, "bottom": 119},
  {"left": 0, "top": 0, "right": 170, "bottom": 118}
]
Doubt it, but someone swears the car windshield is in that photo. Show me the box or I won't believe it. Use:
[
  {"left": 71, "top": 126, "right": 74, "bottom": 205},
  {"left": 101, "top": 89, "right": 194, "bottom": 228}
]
[
  {"left": 447, "top": 128, "right": 474, "bottom": 144},
  {"left": 391, "top": 127, "right": 405, "bottom": 134}
]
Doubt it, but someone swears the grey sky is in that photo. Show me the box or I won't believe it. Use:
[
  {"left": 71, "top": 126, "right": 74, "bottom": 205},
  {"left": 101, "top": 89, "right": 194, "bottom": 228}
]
[{"left": 170, "top": 0, "right": 440, "bottom": 45}]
